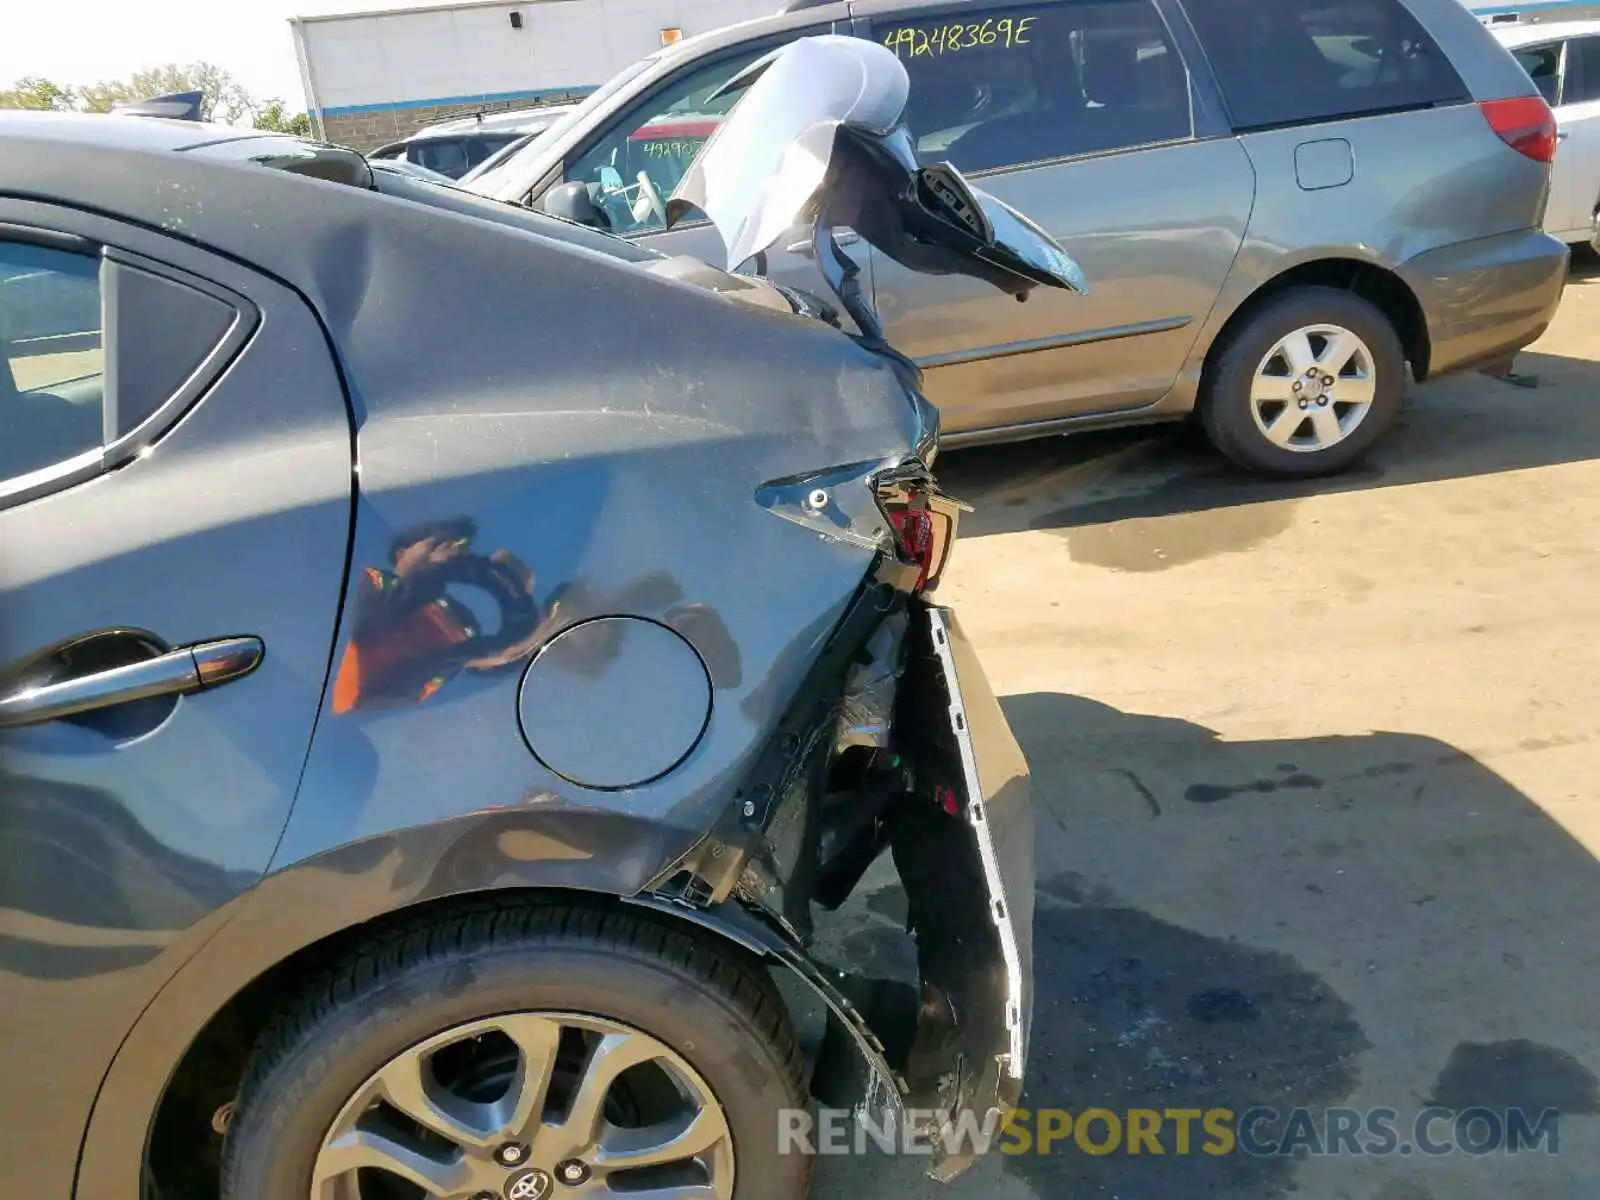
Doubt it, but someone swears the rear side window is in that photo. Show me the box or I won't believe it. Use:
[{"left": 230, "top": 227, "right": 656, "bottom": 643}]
[
  {"left": 1511, "top": 43, "right": 1562, "bottom": 106},
  {"left": 0, "top": 242, "right": 104, "bottom": 484},
  {"left": 1, "top": 235, "right": 250, "bottom": 503},
  {"left": 1570, "top": 37, "right": 1600, "bottom": 105},
  {"left": 879, "top": 0, "right": 1192, "bottom": 174},
  {"left": 109, "top": 259, "right": 238, "bottom": 433},
  {"left": 1182, "top": 0, "right": 1469, "bottom": 131}
]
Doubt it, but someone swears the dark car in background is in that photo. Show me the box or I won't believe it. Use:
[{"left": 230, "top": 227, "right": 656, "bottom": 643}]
[
  {"left": 470, "top": 0, "right": 1570, "bottom": 477},
  {"left": 369, "top": 102, "right": 580, "bottom": 178}
]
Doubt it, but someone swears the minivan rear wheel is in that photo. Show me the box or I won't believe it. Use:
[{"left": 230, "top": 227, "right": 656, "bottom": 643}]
[
  {"left": 219, "top": 902, "right": 809, "bottom": 1200},
  {"left": 1201, "top": 286, "right": 1405, "bottom": 477}
]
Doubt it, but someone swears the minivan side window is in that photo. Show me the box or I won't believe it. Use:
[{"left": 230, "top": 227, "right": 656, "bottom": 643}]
[
  {"left": 0, "top": 242, "right": 104, "bottom": 484},
  {"left": 878, "top": 0, "right": 1192, "bottom": 174},
  {"left": 1569, "top": 37, "right": 1600, "bottom": 105},
  {"left": 565, "top": 43, "right": 781, "bottom": 235},
  {"left": 1511, "top": 43, "right": 1562, "bottom": 106},
  {"left": 1182, "top": 0, "right": 1469, "bottom": 132}
]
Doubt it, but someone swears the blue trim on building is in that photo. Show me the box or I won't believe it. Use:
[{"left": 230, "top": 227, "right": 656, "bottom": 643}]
[
  {"left": 320, "top": 85, "right": 596, "bottom": 117},
  {"left": 1467, "top": 0, "right": 1597, "bottom": 13}
]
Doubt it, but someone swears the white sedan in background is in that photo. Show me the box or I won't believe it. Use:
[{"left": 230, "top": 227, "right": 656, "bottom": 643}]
[{"left": 1495, "top": 21, "right": 1600, "bottom": 246}]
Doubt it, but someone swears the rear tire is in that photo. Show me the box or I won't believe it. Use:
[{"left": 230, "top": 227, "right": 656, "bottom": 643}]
[
  {"left": 220, "top": 901, "right": 809, "bottom": 1200},
  {"left": 1200, "top": 286, "right": 1405, "bottom": 478}
]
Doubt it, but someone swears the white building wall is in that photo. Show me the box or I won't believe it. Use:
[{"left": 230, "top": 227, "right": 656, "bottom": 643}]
[
  {"left": 1462, "top": 0, "right": 1600, "bottom": 20},
  {"left": 296, "top": 0, "right": 775, "bottom": 123}
]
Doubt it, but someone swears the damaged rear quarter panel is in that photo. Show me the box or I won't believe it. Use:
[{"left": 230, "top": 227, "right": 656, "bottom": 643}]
[{"left": 271, "top": 196, "right": 929, "bottom": 881}]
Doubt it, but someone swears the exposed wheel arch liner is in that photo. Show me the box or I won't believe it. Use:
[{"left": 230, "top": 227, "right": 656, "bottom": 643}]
[{"left": 625, "top": 893, "right": 906, "bottom": 1117}]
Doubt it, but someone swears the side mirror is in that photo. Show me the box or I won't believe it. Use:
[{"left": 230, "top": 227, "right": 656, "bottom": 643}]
[{"left": 542, "top": 180, "right": 607, "bottom": 229}]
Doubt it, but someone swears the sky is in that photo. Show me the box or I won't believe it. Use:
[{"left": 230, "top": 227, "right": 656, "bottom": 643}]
[{"left": 1, "top": 0, "right": 443, "bottom": 114}]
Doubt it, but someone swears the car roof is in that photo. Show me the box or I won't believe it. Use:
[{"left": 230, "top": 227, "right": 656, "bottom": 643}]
[
  {"left": 0, "top": 110, "right": 721, "bottom": 425},
  {"left": 1492, "top": 19, "right": 1600, "bottom": 47},
  {"left": 0, "top": 110, "right": 270, "bottom": 154}
]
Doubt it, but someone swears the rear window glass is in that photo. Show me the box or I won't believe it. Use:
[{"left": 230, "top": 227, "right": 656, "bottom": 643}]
[
  {"left": 411, "top": 138, "right": 471, "bottom": 177},
  {"left": 1182, "top": 0, "right": 1468, "bottom": 131},
  {"left": 466, "top": 133, "right": 522, "bottom": 167}
]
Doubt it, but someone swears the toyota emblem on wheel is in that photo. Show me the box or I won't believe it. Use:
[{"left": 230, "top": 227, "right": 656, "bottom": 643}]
[{"left": 505, "top": 1167, "right": 554, "bottom": 1200}]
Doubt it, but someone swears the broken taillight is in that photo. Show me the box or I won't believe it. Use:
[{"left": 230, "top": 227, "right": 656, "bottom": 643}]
[
  {"left": 753, "top": 460, "right": 965, "bottom": 591},
  {"left": 882, "top": 483, "right": 963, "bottom": 593}
]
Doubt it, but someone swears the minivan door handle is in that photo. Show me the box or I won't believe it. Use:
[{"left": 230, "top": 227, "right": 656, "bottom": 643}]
[{"left": 0, "top": 635, "right": 264, "bottom": 730}]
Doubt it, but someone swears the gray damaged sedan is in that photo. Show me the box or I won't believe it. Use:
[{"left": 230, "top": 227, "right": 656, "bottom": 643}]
[{"left": 0, "top": 37, "right": 1078, "bottom": 1200}]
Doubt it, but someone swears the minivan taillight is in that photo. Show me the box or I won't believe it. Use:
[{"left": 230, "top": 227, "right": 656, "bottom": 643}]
[{"left": 1480, "top": 96, "right": 1558, "bottom": 164}]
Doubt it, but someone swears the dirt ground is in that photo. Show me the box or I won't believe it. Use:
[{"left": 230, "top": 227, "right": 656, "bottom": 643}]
[{"left": 811, "top": 261, "right": 1600, "bottom": 1199}]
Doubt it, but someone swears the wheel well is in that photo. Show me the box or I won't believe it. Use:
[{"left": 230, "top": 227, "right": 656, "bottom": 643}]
[
  {"left": 143, "top": 887, "right": 756, "bottom": 1198},
  {"left": 1207, "top": 258, "right": 1432, "bottom": 383}
]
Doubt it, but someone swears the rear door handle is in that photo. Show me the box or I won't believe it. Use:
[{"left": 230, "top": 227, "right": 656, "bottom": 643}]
[
  {"left": 786, "top": 229, "right": 861, "bottom": 255},
  {"left": 0, "top": 636, "right": 264, "bottom": 730}
]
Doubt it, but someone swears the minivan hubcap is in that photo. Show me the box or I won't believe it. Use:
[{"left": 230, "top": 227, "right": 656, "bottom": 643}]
[
  {"left": 310, "top": 1012, "right": 734, "bottom": 1199},
  {"left": 1249, "top": 324, "right": 1377, "bottom": 453}
]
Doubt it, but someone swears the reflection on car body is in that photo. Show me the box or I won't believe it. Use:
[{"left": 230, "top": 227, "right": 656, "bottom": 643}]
[{"left": 331, "top": 517, "right": 548, "bottom": 713}]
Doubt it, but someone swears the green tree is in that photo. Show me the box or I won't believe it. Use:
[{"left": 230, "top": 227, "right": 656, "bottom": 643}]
[
  {"left": 0, "top": 77, "right": 74, "bottom": 111},
  {"left": 78, "top": 61, "right": 258, "bottom": 124},
  {"left": 253, "top": 99, "right": 313, "bottom": 137},
  {"left": 73, "top": 79, "right": 135, "bottom": 113}
]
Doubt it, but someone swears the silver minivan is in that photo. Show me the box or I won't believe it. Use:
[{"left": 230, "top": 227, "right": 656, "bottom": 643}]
[{"left": 466, "top": 0, "right": 1570, "bottom": 476}]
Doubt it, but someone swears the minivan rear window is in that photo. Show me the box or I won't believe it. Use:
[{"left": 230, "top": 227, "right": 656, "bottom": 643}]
[{"left": 1182, "top": 0, "right": 1469, "bottom": 131}]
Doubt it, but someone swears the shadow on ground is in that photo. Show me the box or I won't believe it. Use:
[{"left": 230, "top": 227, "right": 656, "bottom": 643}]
[
  {"left": 810, "top": 692, "right": 1600, "bottom": 1199},
  {"left": 936, "top": 264, "right": 1600, "bottom": 556}
]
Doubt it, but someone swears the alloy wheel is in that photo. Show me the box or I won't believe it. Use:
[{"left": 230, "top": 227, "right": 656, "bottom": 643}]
[
  {"left": 310, "top": 1011, "right": 734, "bottom": 1199},
  {"left": 1248, "top": 323, "right": 1378, "bottom": 454}
]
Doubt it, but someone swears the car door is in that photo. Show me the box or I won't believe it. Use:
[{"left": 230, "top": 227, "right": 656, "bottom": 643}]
[
  {"left": 853, "top": 0, "right": 1255, "bottom": 437},
  {"left": 1552, "top": 35, "right": 1600, "bottom": 239},
  {"left": 550, "top": 27, "right": 872, "bottom": 311},
  {"left": 0, "top": 206, "right": 353, "bottom": 1192}
]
